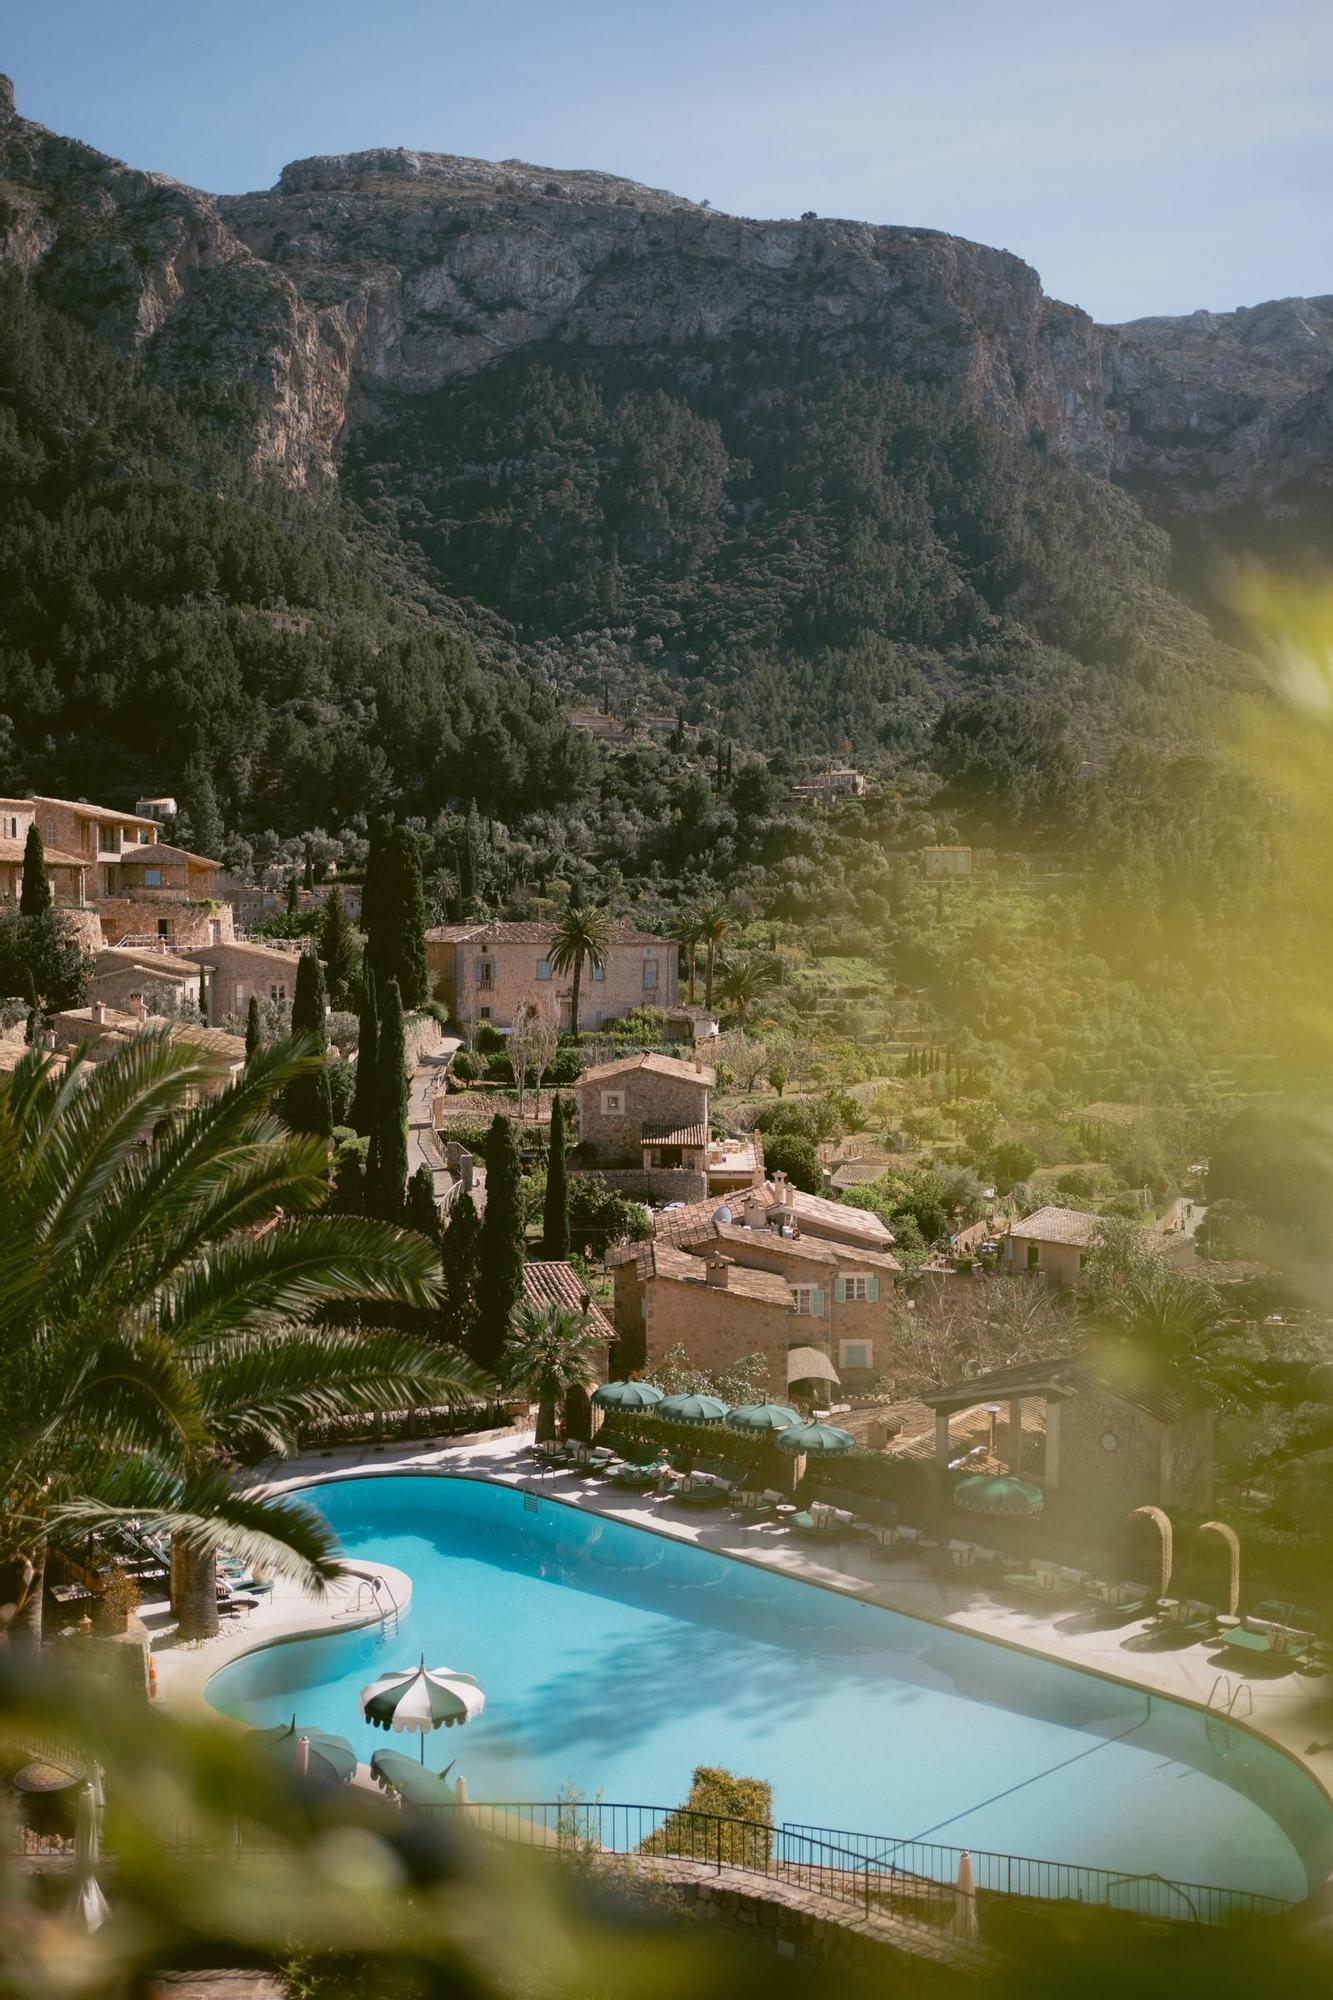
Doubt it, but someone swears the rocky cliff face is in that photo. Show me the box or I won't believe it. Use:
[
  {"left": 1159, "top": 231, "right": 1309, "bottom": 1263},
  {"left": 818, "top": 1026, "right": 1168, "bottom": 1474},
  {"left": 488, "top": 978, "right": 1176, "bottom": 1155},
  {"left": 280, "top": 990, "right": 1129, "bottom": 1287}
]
[{"left": 1, "top": 73, "right": 1328, "bottom": 523}]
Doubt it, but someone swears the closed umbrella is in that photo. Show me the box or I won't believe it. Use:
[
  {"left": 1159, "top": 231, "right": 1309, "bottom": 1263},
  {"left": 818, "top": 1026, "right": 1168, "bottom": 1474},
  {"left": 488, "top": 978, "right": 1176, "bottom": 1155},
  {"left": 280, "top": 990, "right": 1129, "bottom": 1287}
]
[
  {"left": 774, "top": 1422, "right": 856, "bottom": 1455},
  {"left": 726, "top": 1403, "right": 800, "bottom": 1435},
  {"left": 248, "top": 1715, "right": 357, "bottom": 1786},
  {"left": 656, "top": 1393, "right": 729, "bottom": 1423},
  {"left": 360, "top": 1661, "right": 485, "bottom": 1762},
  {"left": 951, "top": 1850, "right": 979, "bottom": 1942},
  {"left": 592, "top": 1380, "right": 664, "bottom": 1411},
  {"left": 953, "top": 1473, "right": 1044, "bottom": 1518},
  {"left": 69, "top": 1778, "right": 109, "bottom": 1932}
]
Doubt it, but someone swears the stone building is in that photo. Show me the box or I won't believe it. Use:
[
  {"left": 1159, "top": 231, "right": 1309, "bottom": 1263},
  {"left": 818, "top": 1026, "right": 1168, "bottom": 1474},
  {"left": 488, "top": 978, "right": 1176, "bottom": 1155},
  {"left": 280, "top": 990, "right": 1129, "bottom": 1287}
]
[
  {"left": 47, "top": 1000, "right": 246, "bottom": 1098},
  {"left": 1002, "top": 1205, "right": 1099, "bottom": 1288},
  {"left": 86, "top": 946, "right": 204, "bottom": 1016},
  {"left": 574, "top": 1051, "right": 713, "bottom": 1164},
  {"left": 654, "top": 1175, "right": 900, "bottom": 1389},
  {"left": 181, "top": 939, "right": 301, "bottom": 1025},
  {"left": 425, "top": 920, "right": 677, "bottom": 1033},
  {"left": 611, "top": 1242, "right": 795, "bottom": 1397},
  {"left": 921, "top": 1352, "right": 1214, "bottom": 1521}
]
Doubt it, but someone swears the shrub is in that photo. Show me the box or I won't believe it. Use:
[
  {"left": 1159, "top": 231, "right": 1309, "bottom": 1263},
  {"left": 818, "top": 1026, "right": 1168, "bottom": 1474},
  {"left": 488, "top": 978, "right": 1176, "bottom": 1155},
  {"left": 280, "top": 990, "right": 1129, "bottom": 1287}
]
[
  {"left": 548, "top": 1046, "right": 584, "bottom": 1083},
  {"left": 476, "top": 1022, "right": 506, "bottom": 1054},
  {"left": 568, "top": 1173, "right": 651, "bottom": 1249},
  {"left": 639, "top": 1767, "right": 774, "bottom": 1866},
  {"left": 759, "top": 1131, "right": 821, "bottom": 1192},
  {"left": 451, "top": 1050, "right": 481, "bottom": 1081},
  {"left": 327, "top": 1056, "right": 356, "bottom": 1128}
]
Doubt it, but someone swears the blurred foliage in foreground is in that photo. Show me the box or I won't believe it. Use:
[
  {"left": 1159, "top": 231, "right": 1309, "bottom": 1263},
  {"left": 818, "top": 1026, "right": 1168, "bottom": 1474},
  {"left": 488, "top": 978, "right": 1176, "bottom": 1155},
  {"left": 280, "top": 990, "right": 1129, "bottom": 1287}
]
[{"left": 2, "top": 1654, "right": 1332, "bottom": 1999}]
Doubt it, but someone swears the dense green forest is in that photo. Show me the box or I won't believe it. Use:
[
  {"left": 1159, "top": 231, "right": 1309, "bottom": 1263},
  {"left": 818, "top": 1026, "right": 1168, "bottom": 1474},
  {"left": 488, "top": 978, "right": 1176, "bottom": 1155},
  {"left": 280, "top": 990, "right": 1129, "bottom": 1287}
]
[
  {"left": 0, "top": 275, "right": 592, "bottom": 832},
  {"left": 346, "top": 335, "right": 1242, "bottom": 753}
]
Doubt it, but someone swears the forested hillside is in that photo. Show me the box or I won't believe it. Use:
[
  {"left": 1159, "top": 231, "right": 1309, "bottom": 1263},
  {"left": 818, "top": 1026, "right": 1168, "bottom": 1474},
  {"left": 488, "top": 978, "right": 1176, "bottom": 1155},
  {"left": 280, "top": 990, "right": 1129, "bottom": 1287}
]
[
  {"left": 347, "top": 337, "right": 1236, "bottom": 754},
  {"left": 0, "top": 276, "right": 591, "bottom": 831}
]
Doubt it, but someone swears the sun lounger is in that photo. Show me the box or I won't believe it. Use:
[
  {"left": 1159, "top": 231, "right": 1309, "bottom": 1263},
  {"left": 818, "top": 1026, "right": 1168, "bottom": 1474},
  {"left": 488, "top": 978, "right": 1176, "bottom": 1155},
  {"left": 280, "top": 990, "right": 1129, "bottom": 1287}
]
[
  {"left": 789, "top": 1503, "right": 852, "bottom": 1539},
  {"left": 1151, "top": 1598, "right": 1218, "bottom": 1637},
  {"left": 676, "top": 1475, "right": 729, "bottom": 1507},
  {"left": 1218, "top": 1616, "right": 1315, "bottom": 1666},
  {"left": 611, "top": 1461, "right": 662, "bottom": 1489}
]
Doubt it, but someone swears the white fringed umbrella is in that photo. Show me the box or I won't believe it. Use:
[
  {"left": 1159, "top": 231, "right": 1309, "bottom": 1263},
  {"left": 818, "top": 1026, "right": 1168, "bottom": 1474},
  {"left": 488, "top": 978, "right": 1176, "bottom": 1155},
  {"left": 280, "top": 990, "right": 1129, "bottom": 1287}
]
[
  {"left": 69, "top": 1778, "right": 109, "bottom": 1932},
  {"left": 360, "top": 1659, "right": 486, "bottom": 1762}
]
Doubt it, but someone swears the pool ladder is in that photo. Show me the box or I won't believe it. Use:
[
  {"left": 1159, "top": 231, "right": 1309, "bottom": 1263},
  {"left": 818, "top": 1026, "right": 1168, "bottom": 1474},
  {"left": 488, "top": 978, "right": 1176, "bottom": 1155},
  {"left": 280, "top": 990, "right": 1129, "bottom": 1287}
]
[
  {"left": 345, "top": 1574, "right": 401, "bottom": 1639},
  {"left": 1205, "top": 1674, "right": 1252, "bottom": 1753}
]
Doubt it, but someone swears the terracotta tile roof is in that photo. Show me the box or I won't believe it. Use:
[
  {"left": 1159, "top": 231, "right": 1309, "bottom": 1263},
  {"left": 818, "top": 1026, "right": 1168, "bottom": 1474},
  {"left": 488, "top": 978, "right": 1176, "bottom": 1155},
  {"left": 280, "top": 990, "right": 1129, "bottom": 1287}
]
[
  {"left": 1007, "top": 1205, "right": 1099, "bottom": 1246},
  {"left": 92, "top": 947, "right": 201, "bottom": 979},
  {"left": 32, "top": 795, "right": 160, "bottom": 828},
  {"left": 641, "top": 1122, "right": 708, "bottom": 1148},
  {"left": 111, "top": 842, "right": 221, "bottom": 869},
  {"left": 578, "top": 1052, "right": 715, "bottom": 1088},
  {"left": 918, "top": 1351, "right": 1208, "bottom": 1426},
  {"left": 0, "top": 839, "right": 87, "bottom": 867},
  {"left": 181, "top": 940, "right": 297, "bottom": 967},
  {"left": 828, "top": 1160, "right": 891, "bottom": 1189},
  {"left": 51, "top": 1010, "right": 245, "bottom": 1067},
  {"left": 639, "top": 1241, "right": 794, "bottom": 1308},
  {"left": 652, "top": 1183, "right": 898, "bottom": 1262},
  {"left": 520, "top": 1261, "right": 616, "bottom": 1341},
  {"left": 425, "top": 920, "right": 670, "bottom": 946}
]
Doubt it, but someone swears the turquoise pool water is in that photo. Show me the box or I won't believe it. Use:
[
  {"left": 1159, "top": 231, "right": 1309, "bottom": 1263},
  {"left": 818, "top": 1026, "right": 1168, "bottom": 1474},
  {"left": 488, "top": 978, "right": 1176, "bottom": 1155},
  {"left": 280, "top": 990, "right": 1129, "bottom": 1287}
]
[{"left": 207, "top": 1475, "right": 1333, "bottom": 1900}]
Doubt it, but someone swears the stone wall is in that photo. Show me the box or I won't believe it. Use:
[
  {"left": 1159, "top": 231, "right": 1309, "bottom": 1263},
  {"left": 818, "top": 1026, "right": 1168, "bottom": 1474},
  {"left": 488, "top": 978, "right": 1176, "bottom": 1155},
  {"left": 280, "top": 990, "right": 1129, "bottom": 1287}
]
[
  {"left": 643, "top": 1276, "right": 791, "bottom": 1398},
  {"left": 96, "top": 898, "right": 233, "bottom": 952},
  {"left": 575, "top": 1066, "right": 710, "bottom": 1159},
  {"left": 593, "top": 1167, "right": 707, "bottom": 1204}
]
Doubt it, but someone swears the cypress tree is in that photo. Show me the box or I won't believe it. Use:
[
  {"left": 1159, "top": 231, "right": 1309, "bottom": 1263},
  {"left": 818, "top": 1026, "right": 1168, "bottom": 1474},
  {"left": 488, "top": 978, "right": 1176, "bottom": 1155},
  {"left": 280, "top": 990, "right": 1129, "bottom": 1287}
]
[
  {"left": 473, "top": 1113, "right": 525, "bottom": 1371},
  {"left": 351, "top": 967, "right": 379, "bottom": 1137},
  {"left": 366, "top": 976, "right": 408, "bottom": 1222},
  {"left": 320, "top": 885, "right": 359, "bottom": 1008},
  {"left": 391, "top": 824, "right": 429, "bottom": 1010},
  {"left": 284, "top": 950, "right": 333, "bottom": 1138},
  {"left": 405, "top": 1163, "right": 441, "bottom": 1246},
  {"left": 303, "top": 847, "right": 315, "bottom": 891},
  {"left": 440, "top": 1190, "right": 481, "bottom": 1349},
  {"left": 244, "top": 995, "right": 262, "bottom": 1066},
  {"left": 285, "top": 874, "right": 300, "bottom": 917},
  {"left": 543, "top": 1092, "right": 571, "bottom": 1260},
  {"left": 362, "top": 815, "right": 393, "bottom": 990},
  {"left": 181, "top": 757, "right": 224, "bottom": 860},
  {"left": 20, "top": 825, "right": 50, "bottom": 917}
]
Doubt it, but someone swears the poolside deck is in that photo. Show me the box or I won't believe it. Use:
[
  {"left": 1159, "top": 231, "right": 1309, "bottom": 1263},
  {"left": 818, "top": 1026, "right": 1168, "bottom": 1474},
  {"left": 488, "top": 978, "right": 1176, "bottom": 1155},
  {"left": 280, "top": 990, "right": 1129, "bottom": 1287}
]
[{"left": 161, "top": 1428, "right": 1333, "bottom": 1816}]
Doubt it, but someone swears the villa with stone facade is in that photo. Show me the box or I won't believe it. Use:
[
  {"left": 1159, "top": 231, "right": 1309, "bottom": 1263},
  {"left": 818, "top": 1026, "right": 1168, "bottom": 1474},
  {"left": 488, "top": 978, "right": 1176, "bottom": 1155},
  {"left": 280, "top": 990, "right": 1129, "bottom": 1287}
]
[{"left": 426, "top": 920, "right": 677, "bottom": 1033}]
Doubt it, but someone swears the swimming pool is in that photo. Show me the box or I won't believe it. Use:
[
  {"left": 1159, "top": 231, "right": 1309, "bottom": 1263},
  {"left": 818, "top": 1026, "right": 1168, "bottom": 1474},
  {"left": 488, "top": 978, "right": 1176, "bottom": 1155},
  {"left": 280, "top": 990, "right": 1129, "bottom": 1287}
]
[{"left": 207, "top": 1475, "right": 1333, "bottom": 1902}]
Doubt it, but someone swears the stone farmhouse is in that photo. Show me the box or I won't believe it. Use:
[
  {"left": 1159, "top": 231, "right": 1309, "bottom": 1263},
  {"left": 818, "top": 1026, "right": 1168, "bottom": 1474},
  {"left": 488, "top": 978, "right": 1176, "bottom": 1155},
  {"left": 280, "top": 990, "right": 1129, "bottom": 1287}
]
[
  {"left": 0, "top": 794, "right": 235, "bottom": 954},
  {"left": 571, "top": 1050, "right": 715, "bottom": 1203},
  {"left": 425, "top": 920, "right": 677, "bottom": 1033},
  {"left": 181, "top": 939, "right": 301, "bottom": 1026},
  {"left": 46, "top": 1000, "right": 247, "bottom": 1098},
  {"left": 637, "top": 1174, "right": 901, "bottom": 1390},
  {"left": 86, "top": 946, "right": 205, "bottom": 1016},
  {"left": 1001, "top": 1205, "right": 1099, "bottom": 1288},
  {"left": 611, "top": 1241, "right": 796, "bottom": 1399}
]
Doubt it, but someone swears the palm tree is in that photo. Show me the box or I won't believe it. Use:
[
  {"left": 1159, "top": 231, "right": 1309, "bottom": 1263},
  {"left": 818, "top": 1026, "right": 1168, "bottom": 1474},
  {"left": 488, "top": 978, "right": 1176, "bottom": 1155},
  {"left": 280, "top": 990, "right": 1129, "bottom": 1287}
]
[
  {"left": 1090, "top": 1271, "right": 1243, "bottom": 1399},
  {"left": 501, "top": 1300, "right": 604, "bottom": 1443},
  {"left": 716, "top": 953, "right": 779, "bottom": 1027},
  {"left": 694, "top": 899, "right": 731, "bottom": 1012},
  {"left": 547, "top": 903, "right": 612, "bottom": 1040},
  {"left": 671, "top": 910, "right": 703, "bottom": 1006},
  {"left": 0, "top": 1033, "right": 487, "bottom": 1646}
]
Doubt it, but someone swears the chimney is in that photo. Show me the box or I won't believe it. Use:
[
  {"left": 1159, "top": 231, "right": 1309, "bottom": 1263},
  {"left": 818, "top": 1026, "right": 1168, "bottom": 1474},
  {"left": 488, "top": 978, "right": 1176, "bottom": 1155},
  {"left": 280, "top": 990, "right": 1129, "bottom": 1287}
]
[
  {"left": 705, "top": 1256, "right": 730, "bottom": 1289},
  {"left": 694, "top": 1048, "right": 702, "bottom": 1073},
  {"left": 128, "top": 994, "right": 146, "bottom": 1020},
  {"left": 90, "top": 1000, "right": 106, "bottom": 1025},
  {"left": 43, "top": 1030, "right": 56, "bottom": 1051}
]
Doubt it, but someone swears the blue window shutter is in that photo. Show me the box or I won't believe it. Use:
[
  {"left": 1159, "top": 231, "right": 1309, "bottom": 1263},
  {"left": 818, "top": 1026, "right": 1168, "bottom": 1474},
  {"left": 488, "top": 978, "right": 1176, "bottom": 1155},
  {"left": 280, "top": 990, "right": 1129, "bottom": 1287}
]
[
  {"left": 811, "top": 1287, "right": 826, "bottom": 1318},
  {"left": 833, "top": 1277, "right": 846, "bottom": 1304},
  {"left": 867, "top": 1276, "right": 879, "bottom": 1303}
]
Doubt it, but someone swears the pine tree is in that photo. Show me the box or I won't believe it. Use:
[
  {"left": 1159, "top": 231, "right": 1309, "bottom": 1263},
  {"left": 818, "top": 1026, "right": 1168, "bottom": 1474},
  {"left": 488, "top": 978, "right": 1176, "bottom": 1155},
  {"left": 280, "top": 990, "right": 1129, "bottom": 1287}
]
[
  {"left": 543, "top": 1092, "right": 571, "bottom": 1260},
  {"left": 439, "top": 1190, "right": 481, "bottom": 1348},
  {"left": 405, "top": 1163, "right": 441, "bottom": 1245},
  {"left": 366, "top": 976, "right": 408, "bottom": 1223},
  {"left": 351, "top": 967, "right": 378, "bottom": 1138},
  {"left": 320, "top": 884, "right": 358, "bottom": 1008},
  {"left": 474, "top": 1113, "right": 526, "bottom": 1371},
  {"left": 283, "top": 950, "right": 333, "bottom": 1138},
  {"left": 244, "top": 995, "right": 262, "bottom": 1067},
  {"left": 19, "top": 825, "right": 50, "bottom": 917}
]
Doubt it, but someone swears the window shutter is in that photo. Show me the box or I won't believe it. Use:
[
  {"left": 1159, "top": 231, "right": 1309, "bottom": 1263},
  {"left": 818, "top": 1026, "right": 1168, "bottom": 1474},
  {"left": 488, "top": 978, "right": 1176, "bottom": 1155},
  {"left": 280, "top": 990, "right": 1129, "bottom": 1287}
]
[
  {"left": 474, "top": 962, "right": 483, "bottom": 985},
  {"left": 867, "top": 1276, "right": 879, "bottom": 1303},
  {"left": 810, "top": 1287, "right": 826, "bottom": 1318},
  {"left": 833, "top": 1277, "right": 846, "bottom": 1304}
]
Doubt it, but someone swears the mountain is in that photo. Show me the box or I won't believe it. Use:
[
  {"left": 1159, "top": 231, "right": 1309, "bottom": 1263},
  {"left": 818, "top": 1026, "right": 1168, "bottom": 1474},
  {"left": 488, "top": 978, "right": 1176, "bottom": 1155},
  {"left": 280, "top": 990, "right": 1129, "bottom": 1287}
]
[{"left": 2, "top": 73, "right": 1329, "bottom": 772}]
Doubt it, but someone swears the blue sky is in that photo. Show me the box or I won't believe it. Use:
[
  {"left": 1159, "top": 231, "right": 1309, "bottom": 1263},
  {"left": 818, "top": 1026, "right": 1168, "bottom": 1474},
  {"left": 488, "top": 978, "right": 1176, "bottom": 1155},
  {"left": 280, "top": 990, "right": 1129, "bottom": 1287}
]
[{"left": 7, "top": 0, "right": 1331, "bottom": 322}]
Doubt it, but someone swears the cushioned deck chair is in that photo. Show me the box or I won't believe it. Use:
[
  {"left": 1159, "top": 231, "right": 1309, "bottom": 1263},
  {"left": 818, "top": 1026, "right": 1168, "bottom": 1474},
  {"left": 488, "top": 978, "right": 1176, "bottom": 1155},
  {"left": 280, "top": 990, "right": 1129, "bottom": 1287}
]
[{"left": 611, "top": 1460, "right": 662, "bottom": 1489}]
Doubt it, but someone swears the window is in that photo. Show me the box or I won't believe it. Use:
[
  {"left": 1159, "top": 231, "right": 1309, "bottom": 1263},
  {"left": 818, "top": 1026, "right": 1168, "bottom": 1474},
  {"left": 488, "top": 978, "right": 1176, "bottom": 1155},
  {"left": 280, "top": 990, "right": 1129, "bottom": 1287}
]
[
  {"left": 142, "top": 866, "right": 162, "bottom": 888},
  {"left": 792, "top": 1285, "right": 825, "bottom": 1318},
  {"left": 600, "top": 1090, "right": 624, "bottom": 1116},
  {"left": 536, "top": 959, "right": 552, "bottom": 980},
  {"left": 477, "top": 959, "right": 494, "bottom": 988},
  {"left": 839, "top": 1340, "right": 872, "bottom": 1371},
  {"left": 479, "top": 1006, "right": 492, "bottom": 1021},
  {"left": 270, "top": 984, "right": 286, "bottom": 1003},
  {"left": 1026, "top": 1243, "right": 1040, "bottom": 1272},
  {"left": 591, "top": 963, "right": 605, "bottom": 981},
  {"left": 157, "top": 919, "right": 171, "bottom": 939},
  {"left": 642, "top": 958, "right": 659, "bottom": 989},
  {"left": 835, "top": 1273, "right": 878, "bottom": 1303},
  {"left": 3, "top": 817, "right": 14, "bottom": 839}
]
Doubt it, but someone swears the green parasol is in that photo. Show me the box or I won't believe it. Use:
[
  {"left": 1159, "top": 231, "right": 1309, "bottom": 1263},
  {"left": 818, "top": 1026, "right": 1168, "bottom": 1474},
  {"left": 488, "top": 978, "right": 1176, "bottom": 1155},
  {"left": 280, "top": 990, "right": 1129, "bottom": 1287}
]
[
  {"left": 952, "top": 1474, "right": 1044, "bottom": 1517},
  {"left": 774, "top": 1422, "right": 856, "bottom": 1455},
  {"left": 592, "top": 1380, "right": 665, "bottom": 1410},
  {"left": 726, "top": 1403, "right": 801, "bottom": 1434}
]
